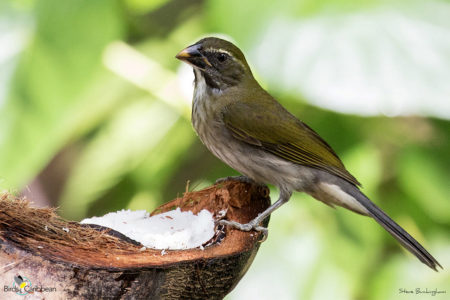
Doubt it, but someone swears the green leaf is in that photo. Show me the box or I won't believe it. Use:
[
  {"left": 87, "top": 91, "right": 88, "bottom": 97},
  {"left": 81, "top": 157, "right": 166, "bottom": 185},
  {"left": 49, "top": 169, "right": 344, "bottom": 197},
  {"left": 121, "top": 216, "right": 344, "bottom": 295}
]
[
  {"left": 0, "top": 0, "right": 124, "bottom": 189},
  {"left": 208, "top": 0, "right": 450, "bottom": 118},
  {"left": 59, "top": 100, "right": 179, "bottom": 219},
  {"left": 397, "top": 148, "right": 450, "bottom": 223}
]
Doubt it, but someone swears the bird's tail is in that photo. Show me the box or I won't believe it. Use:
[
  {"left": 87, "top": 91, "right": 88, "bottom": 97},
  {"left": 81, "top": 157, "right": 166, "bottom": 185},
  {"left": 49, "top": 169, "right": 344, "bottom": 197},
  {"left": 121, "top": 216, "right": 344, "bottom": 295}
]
[{"left": 346, "top": 187, "right": 442, "bottom": 271}]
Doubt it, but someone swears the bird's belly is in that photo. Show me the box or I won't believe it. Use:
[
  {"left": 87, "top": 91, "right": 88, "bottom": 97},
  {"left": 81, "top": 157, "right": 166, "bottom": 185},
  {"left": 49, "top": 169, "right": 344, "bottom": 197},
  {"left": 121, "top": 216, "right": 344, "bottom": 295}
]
[{"left": 193, "top": 118, "right": 315, "bottom": 191}]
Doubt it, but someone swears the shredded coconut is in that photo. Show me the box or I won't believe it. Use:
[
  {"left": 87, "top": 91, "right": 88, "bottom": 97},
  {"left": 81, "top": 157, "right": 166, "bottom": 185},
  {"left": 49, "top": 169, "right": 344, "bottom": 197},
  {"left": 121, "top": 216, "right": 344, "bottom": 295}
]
[{"left": 81, "top": 208, "right": 215, "bottom": 250}]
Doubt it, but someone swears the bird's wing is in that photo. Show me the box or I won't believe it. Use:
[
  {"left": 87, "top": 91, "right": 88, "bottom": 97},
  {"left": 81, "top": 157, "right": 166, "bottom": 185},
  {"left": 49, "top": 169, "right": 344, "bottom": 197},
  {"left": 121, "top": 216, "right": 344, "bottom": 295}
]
[{"left": 222, "top": 100, "right": 360, "bottom": 186}]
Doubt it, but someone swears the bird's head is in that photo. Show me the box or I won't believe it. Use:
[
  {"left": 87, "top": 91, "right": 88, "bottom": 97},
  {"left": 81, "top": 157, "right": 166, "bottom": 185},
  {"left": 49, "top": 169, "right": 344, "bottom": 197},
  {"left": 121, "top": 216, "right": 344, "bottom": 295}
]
[{"left": 176, "top": 37, "right": 253, "bottom": 90}]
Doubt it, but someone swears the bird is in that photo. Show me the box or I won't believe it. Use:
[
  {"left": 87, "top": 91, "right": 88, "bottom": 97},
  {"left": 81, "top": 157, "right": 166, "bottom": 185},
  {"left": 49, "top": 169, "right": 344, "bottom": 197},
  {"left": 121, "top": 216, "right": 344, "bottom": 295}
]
[{"left": 175, "top": 37, "right": 441, "bottom": 271}]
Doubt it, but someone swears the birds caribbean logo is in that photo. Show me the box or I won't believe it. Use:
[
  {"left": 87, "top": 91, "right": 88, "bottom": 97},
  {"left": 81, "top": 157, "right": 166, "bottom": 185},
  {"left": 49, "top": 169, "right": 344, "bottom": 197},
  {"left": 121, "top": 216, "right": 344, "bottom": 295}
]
[
  {"left": 13, "top": 275, "right": 32, "bottom": 295},
  {"left": 176, "top": 36, "right": 442, "bottom": 271}
]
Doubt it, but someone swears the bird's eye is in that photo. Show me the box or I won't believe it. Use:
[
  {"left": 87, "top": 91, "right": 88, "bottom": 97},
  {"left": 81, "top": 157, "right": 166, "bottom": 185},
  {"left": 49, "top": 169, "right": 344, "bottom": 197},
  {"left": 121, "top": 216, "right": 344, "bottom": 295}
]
[{"left": 217, "top": 53, "right": 227, "bottom": 63}]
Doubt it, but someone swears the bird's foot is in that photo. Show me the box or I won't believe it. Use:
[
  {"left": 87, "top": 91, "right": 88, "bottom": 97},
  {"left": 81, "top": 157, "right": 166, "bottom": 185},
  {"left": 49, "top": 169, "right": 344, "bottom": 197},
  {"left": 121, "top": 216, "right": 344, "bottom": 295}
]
[
  {"left": 215, "top": 175, "right": 255, "bottom": 185},
  {"left": 219, "top": 219, "right": 268, "bottom": 242}
]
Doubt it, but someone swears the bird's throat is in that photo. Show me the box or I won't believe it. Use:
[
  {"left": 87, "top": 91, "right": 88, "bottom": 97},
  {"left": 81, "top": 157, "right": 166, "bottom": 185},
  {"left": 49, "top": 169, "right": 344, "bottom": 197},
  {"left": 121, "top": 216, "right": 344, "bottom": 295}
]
[{"left": 194, "top": 69, "right": 221, "bottom": 91}]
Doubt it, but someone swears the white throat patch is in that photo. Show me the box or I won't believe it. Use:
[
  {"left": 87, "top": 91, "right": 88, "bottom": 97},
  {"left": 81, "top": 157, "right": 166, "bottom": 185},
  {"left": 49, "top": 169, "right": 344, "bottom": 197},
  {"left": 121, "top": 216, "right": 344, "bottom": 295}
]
[
  {"left": 194, "top": 69, "right": 208, "bottom": 103},
  {"left": 193, "top": 69, "right": 222, "bottom": 100}
]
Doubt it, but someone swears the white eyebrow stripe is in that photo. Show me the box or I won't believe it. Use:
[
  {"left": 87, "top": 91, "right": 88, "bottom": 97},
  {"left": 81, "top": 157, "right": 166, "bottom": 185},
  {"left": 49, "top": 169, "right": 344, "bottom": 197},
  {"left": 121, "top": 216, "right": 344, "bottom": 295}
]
[{"left": 204, "top": 48, "right": 233, "bottom": 57}]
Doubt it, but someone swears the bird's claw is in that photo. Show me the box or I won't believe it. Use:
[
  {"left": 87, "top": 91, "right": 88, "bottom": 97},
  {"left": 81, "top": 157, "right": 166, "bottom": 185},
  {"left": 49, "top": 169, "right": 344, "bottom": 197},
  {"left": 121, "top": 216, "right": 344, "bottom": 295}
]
[
  {"left": 219, "top": 219, "right": 268, "bottom": 242},
  {"left": 254, "top": 226, "right": 268, "bottom": 242}
]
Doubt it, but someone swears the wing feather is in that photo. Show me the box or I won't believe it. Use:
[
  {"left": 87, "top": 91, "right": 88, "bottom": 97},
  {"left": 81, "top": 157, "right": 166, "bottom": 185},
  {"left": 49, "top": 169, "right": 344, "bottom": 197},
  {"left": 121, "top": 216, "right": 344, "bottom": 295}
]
[{"left": 223, "top": 99, "right": 360, "bottom": 186}]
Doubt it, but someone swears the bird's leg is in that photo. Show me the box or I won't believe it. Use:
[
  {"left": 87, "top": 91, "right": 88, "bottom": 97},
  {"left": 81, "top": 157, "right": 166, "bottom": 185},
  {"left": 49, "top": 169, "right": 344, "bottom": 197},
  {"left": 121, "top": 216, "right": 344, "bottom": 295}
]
[
  {"left": 215, "top": 175, "right": 255, "bottom": 184},
  {"left": 219, "top": 188, "right": 292, "bottom": 241}
]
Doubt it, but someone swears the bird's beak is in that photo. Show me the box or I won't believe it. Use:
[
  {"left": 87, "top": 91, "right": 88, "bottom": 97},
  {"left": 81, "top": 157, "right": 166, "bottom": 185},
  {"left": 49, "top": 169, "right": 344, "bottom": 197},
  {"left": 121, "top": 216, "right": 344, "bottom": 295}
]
[{"left": 176, "top": 43, "right": 212, "bottom": 70}]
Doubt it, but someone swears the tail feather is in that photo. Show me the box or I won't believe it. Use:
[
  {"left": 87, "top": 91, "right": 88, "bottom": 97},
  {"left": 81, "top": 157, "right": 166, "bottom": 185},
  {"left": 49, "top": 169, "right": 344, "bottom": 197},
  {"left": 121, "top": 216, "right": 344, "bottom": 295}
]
[{"left": 349, "top": 188, "right": 442, "bottom": 271}]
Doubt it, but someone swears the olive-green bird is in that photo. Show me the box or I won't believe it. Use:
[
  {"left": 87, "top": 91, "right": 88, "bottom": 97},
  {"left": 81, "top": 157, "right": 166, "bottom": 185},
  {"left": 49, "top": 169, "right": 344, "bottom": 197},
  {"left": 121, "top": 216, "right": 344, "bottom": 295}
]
[{"left": 176, "top": 37, "right": 441, "bottom": 270}]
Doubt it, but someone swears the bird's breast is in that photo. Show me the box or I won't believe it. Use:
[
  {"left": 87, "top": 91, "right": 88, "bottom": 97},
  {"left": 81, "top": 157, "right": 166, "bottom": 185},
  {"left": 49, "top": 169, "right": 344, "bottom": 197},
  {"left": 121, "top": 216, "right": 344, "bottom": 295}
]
[
  {"left": 192, "top": 81, "right": 225, "bottom": 154},
  {"left": 192, "top": 80, "right": 249, "bottom": 176},
  {"left": 191, "top": 83, "right": 314, "bottom": 190}
]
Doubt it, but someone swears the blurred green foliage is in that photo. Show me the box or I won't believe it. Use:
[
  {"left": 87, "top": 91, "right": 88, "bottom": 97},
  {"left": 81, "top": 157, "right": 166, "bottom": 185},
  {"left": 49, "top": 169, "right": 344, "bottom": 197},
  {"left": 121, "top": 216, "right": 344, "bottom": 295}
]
[{"left": 0, "top": 0, "right": 449, "bottom": 299}]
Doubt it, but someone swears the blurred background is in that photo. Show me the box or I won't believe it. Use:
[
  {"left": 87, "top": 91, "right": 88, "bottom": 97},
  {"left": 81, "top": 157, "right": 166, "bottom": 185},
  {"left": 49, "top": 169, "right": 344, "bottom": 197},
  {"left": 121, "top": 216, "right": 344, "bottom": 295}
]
[{"left": 1, "top": 0, "right": 449, "bottom": 299}]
